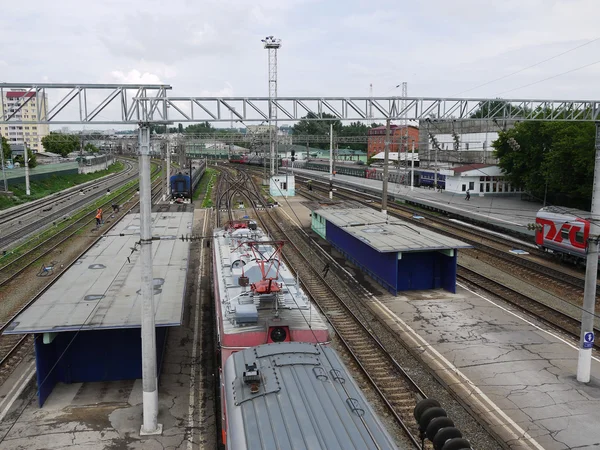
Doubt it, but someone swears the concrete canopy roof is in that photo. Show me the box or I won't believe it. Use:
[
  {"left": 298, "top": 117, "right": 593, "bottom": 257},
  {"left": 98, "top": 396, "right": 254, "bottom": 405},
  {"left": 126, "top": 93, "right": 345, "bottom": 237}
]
[
  {"left": 313, "top": 208, "right": 471, "bottom": 253},
  {"left": 5, "top": 209, "right": 194, "bottom": 334}
]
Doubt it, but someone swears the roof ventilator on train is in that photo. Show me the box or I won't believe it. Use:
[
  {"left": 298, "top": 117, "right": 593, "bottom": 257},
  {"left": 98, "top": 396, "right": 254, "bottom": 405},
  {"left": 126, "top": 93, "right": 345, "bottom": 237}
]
[{"left": 243, "top": 362, "right": 261, "bottom": 394}]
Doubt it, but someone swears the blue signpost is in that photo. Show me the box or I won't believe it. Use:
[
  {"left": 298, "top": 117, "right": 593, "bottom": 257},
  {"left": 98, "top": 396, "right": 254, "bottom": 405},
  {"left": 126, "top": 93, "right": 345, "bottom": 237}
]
[{"left": 583, "top": 332, "right": 595, "bottom": 349}]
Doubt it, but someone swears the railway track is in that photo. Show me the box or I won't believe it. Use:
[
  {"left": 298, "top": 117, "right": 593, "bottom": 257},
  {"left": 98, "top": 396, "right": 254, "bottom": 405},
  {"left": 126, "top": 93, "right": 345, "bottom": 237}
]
[
  {"left": 0, "top": 159, "right": 138, "bottom": 250},
  {"left": 218, "top": 171, "right": 427, "bottom": 448},
  {"left": 0, "top": 164, "right": 162, "bottom": 288}
]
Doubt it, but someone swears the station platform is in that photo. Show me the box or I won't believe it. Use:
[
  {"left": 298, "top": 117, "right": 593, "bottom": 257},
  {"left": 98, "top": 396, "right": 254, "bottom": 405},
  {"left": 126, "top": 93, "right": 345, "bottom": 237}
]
[
  {"left": 285, "top": 167, "right": 542, "bottom": 240},
  {"left": 0, "top": 206, "right": 215, "bottom": 449},
  {"left": 275, "top": 196, "right": 600, "bottom": 450}
]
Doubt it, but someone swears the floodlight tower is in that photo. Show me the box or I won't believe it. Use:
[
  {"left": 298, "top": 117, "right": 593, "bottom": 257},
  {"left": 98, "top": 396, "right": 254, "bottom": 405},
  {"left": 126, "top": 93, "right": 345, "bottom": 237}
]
[{"left": 261, "top": 35, "right": 281, "bottom": 177}]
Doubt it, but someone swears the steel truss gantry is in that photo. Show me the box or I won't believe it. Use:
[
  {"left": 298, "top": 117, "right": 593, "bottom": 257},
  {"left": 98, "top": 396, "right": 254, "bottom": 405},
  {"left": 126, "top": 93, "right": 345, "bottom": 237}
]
[
  {"left": 148, "top": 96, "right": 600, "bottom": 123},
  {"left": 0, "top": 83, "right": 599, "bottom": 124},
  {"left": 0, "top": 83, "right": 170, "bottom": 125}
]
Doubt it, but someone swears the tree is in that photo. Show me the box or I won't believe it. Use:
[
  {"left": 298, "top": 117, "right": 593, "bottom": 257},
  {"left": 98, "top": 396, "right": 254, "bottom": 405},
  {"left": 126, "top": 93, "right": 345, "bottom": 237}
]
[
  {"left": 493, "top": 121, "right": 595, "bottom": 209},
  {"left": 470, "top": 99, "right": 525, "bottom": 119},
  {"left": 292, "top": 113, "right": 342, "bottom": 150},
  {"left": 1, "top": 136, "right": 10, "bottom": 164},
  {"left": 184, "top": 121, "right": 214, "bottom": 134},
  {"left": 14, "top": 147, "right": 37, "bottom": 168},
  {"left": 84, "top": 143, "right": 99, "bottom": 153},
  {"left": 339, "top": 121, "right": 371, "bottom": 151},
  {"left": 41, "top": 133, "right": 80, "bottom": 157}
]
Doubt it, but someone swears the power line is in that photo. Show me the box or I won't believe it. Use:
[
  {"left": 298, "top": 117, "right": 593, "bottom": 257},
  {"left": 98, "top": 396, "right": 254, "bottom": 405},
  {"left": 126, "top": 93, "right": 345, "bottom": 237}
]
[
  {"left": 455, "top": 37, "right": 600, "bottom": 95},
  {"left": 498, "top": 58, "right": 600, "bottom": 95}
]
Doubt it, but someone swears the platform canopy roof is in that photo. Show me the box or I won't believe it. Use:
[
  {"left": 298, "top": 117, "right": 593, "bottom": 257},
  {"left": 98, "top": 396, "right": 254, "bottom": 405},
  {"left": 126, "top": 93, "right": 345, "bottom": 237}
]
[
  {"left": 5, "top": 208, "right": 194, "bottom": 334},
  {"left": 314, "top": 207, "right": 471, "bottom": 253}
]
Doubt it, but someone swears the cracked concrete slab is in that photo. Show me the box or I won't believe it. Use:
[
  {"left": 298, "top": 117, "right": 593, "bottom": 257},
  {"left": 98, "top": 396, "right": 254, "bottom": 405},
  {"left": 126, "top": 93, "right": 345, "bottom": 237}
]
[{"left": 376, "top": 287, "right": 600, "bottom": 450}]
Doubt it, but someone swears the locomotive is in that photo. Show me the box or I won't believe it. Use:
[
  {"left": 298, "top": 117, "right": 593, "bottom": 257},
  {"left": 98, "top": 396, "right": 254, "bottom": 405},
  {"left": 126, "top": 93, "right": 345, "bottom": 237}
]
[
  {"left": 535, "top": 206, "right": 590, "bottom": 261},
  {"left": 212, "top": 220, "right": 397, "bottom": 448},
  {"left": 169, "top": 172, "right": 191, "bottom": 202},
  {"left": 169, "top": 162, "right": 205, "bottom": 203}
]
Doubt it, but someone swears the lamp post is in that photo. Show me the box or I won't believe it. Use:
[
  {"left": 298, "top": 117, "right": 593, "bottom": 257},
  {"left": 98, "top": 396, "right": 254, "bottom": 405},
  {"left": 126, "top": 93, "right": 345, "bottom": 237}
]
[{"left": 261, "top": 36, "right": 282, "bottom": 178}]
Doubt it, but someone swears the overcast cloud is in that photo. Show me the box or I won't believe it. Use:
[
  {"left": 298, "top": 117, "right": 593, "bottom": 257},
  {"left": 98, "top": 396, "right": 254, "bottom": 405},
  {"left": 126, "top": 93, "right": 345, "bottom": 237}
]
[{"left": 1, "top": 0, "right": 599, "bottom": 125}]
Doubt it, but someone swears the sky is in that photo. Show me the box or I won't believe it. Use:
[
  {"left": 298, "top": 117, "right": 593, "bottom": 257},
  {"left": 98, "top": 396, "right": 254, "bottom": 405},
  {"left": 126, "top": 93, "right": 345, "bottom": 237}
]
[{"left": 1, "top": 0, "right": 600, "bottom": 127}]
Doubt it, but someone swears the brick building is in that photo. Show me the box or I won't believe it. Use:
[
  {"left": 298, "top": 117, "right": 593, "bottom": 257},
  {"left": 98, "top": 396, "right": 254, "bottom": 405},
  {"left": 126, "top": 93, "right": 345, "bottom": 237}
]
[{"left": 367, "top": 125, "right": 419, "bottom": 157}]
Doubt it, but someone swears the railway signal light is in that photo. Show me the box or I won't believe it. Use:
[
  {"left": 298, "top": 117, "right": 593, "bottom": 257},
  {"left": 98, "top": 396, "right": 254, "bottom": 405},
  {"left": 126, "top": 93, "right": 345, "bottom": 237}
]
[{"left": 414, "top": 399, "right": 472, "bottom": 450}]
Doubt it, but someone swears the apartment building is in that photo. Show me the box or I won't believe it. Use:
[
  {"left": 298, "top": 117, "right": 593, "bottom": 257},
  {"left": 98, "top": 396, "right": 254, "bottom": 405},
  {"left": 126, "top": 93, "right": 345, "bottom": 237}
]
[{"left": 0, "top": 90, "right": 50, "bottom": 153}]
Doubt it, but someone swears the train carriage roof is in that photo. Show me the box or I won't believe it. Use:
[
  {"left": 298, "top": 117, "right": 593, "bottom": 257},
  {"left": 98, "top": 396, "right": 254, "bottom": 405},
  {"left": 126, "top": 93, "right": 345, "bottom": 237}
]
[
  {"left": 538, "top": 206, "right": 592, "bottom": 220},
  {"left": 223, "top": 342, "right": 399, "bottom": 450}
]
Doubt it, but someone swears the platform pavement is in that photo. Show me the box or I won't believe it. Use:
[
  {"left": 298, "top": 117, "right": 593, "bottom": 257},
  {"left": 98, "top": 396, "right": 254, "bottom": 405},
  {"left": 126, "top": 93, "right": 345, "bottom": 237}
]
[
  {"left": 285, "top": 167, "right": 542, "bottom": 238},
  {"left": 376, "top": 286, "right": 600, "bottom": 450}
]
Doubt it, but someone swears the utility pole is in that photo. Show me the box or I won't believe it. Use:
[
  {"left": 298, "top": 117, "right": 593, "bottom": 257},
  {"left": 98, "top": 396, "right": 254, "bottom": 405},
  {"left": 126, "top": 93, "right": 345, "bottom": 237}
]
[
  {"left": 410, "top": 140, "right": 415, "bottom": 191},
  {"left": 577, "top": 121, "right": 600, "bottom": 383},
  {"left": 329, "top": 124, "right": 333, "bottom": 200},
  {"left": 400, "top": 82, "right": 408, "bottom": 185},
  {"left": 0, "top": 132, "right": 8, "bottom": 192},
  {"left": 138, "top": 123, "right": 162, "bottom": 436},
  {"left": 262, "top": 36, "right": 282, "bottom": 178},
  {"left": 369, "top": 83, "right": 373, "bottom": 120},
  {"left": 166, "top": 129, "right": 171, "bottom": 199},
  {"left": 24, "top": 143, "right": 30, "bottom": 196},
  {"left": 429, "top": 131, "right": 441, "bottom": 191},
  {"left": 381, "top": 119, "right": 391, "bottom": 214}
]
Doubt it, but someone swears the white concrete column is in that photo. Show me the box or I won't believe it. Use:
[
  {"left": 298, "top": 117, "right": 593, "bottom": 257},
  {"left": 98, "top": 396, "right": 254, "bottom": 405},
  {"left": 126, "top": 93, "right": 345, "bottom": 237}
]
[
  {"left": 138, "top": 124, "right": 162, "bottom": 435},
  {"left": 577, "top": 121, "right": 600, "bottom": 383}
]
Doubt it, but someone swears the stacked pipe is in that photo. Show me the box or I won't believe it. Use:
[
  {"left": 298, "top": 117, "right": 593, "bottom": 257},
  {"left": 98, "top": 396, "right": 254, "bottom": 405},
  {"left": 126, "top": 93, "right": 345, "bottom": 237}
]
[{"left": 414, "top": 399, "right": 472, "bottom": 450}]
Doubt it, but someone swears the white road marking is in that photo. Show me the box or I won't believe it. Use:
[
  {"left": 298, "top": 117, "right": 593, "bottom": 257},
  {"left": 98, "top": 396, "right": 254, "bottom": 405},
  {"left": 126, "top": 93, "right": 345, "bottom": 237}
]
[
  {"left": 187, "top": 210, "right": 208, "bottom": 450},
  {"left": 0, "top": 361, "right": 36, "bottom": 424}
]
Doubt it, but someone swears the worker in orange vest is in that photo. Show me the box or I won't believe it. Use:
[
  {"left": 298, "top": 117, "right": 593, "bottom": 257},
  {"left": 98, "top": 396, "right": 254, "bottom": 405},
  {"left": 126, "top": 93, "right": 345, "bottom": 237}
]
[{"left": 96, "top": 208, "right": 103, "bottom": 227}]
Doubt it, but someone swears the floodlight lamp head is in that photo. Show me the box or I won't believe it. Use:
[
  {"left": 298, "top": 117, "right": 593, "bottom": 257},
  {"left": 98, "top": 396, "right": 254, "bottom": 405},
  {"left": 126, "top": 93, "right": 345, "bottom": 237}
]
[{"left": 262, "top": 35, "right": 281, "bottom": 49}]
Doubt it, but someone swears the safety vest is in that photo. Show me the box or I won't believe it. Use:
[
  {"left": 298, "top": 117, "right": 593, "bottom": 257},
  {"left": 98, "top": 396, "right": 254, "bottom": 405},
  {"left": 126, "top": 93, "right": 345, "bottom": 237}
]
[{"left": 96, "top": 209, "right": 102, "bottom": 219}]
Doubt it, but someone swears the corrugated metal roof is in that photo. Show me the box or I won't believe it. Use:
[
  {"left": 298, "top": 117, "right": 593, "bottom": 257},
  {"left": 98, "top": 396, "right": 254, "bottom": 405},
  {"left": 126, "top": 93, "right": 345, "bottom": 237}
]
[
  {"left": 4, "top": 209, "right": 194, "bottom": 334},
  {"left": 314, "top": 208, "right": 471, "bottom": 252},
  {"left": 224, "top": 342, "right": 399, "bottom": 450}
]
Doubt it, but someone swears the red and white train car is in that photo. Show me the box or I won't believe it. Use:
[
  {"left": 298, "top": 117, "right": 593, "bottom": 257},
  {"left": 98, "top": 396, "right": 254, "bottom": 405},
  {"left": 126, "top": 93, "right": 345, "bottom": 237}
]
[
  {"left": 535, "top": 206, "right": 591, "bottom": 260},
  {"left": 212, "top": 220, "right": 330, "bottom": 444}
]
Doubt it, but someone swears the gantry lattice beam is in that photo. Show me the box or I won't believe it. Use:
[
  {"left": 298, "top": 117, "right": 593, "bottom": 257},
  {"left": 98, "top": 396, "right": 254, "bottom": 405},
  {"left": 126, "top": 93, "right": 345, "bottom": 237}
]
[
  {"left": 0, "top": 84, "right": 599, "bottom": 124},
  {"left": 149, "top": 97, "right": 600, "bottom": 123},
  {"left": 0, "top": 83, "right": 171, "bottom": 125}
]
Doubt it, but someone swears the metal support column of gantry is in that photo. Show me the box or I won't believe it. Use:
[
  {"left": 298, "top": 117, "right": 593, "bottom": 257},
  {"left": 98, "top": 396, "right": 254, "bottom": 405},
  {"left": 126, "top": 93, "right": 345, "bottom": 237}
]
[
  {"left": 262, "top": 36, "right": 281, "bottom": 177},
  {"left": 138, "top": 123, "right": 162, "bottom": 436},
  {"left": 577, "top": 121, "right": 600, "bottom": 382}
]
